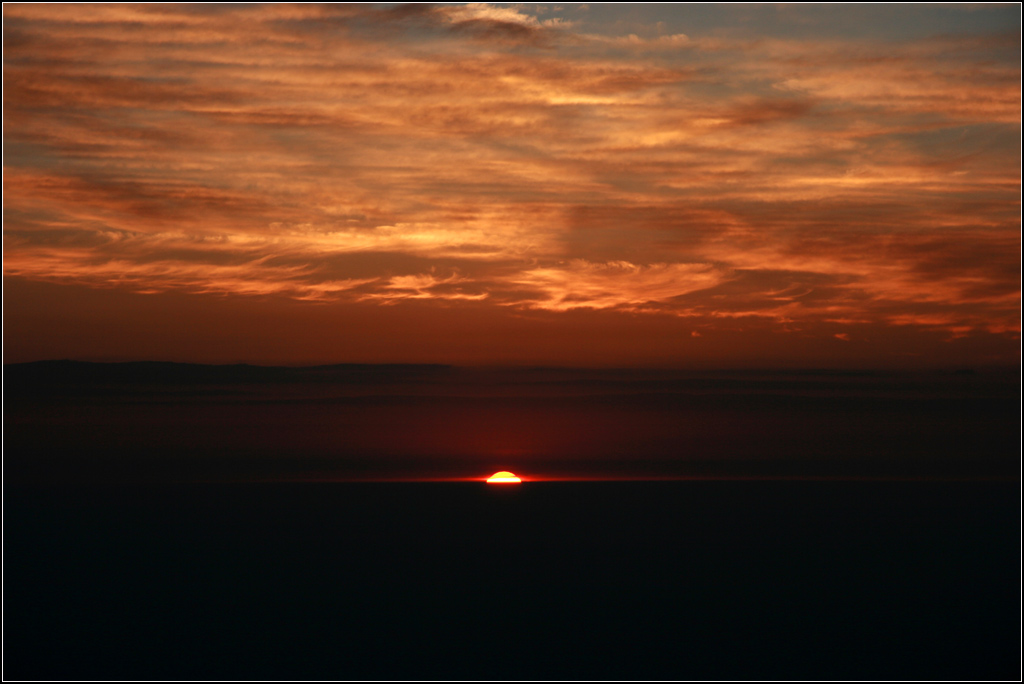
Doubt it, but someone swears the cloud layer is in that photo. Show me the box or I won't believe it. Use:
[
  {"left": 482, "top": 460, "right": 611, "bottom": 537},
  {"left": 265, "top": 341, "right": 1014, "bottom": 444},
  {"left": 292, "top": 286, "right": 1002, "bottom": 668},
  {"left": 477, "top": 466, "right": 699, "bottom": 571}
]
[{"left": 3, "top": 3, "right": 1020, "bottom": 360}]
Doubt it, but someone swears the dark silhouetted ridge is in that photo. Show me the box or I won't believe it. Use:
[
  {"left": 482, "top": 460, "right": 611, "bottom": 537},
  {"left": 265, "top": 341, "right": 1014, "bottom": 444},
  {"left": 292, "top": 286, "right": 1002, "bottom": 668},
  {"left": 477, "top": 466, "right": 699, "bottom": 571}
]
[{"left": 3, "top": 359, "right": 454, "bottom": 392}]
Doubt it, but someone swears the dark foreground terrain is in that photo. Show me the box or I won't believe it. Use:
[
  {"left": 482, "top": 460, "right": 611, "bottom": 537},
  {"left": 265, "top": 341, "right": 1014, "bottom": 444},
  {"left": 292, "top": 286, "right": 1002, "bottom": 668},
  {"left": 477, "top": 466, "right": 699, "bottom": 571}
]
[
  {"left": 4, "top": 362, "right": 1020, "bottom": 678},
  {"left": 4, "top": 480, "right": 1020, "bottom": 680}
]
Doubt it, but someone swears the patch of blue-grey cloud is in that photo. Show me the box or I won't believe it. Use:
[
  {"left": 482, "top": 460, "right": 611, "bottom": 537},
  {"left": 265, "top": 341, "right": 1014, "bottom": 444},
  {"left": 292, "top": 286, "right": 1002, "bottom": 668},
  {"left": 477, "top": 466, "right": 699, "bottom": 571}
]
[{"left": 576, "top": 3, "right": 1020, "bottom": 42}]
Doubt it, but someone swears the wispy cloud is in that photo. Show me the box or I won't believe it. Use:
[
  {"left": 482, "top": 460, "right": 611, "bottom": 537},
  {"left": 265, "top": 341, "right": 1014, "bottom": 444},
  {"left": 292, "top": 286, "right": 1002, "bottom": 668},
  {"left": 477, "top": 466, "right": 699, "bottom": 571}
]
[
  {"left": 512, "top": 260, "right": 725, "bottom": 312},
  {"left": 3, "top": 3, "right": 1019, "bottom": 355}
]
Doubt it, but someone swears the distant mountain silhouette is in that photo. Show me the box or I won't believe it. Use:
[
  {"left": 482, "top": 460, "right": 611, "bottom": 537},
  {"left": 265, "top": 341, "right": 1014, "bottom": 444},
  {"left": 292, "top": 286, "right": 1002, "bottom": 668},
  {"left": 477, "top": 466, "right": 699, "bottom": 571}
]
[{"left": 3, "top": 359, "right": 455, "bottom": 389}]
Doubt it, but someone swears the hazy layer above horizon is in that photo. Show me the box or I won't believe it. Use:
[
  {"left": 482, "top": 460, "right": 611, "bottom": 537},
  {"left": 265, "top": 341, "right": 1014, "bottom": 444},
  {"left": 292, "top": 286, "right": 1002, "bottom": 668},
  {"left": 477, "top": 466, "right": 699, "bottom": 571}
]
[{"left": 5, "top": 360, "right": 1017, "bottom": 484}]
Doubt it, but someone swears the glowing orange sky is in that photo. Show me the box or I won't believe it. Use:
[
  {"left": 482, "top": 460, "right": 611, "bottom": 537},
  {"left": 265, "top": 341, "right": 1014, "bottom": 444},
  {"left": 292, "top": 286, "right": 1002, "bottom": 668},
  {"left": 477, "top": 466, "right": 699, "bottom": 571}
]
[{"left": 3, "top": 4, "right": 1020, "bottom": 367}]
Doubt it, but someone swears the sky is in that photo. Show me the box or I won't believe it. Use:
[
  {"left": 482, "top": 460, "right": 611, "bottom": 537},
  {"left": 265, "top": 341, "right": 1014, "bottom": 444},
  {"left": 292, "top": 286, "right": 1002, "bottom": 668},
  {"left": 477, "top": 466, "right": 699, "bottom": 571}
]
[{"left": 3, "top": 3, "right": 1021, "bottom": 368}]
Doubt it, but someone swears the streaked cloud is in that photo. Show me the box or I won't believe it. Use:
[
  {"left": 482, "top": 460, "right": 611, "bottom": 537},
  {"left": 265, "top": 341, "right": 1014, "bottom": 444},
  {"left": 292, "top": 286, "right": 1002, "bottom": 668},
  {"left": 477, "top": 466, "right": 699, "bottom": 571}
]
[
  {"left": 512, "top": 260, "right": 724, "bottom": 312},
  {"left": 3, "top": 3, "right": 1019, "bottom": 361}
]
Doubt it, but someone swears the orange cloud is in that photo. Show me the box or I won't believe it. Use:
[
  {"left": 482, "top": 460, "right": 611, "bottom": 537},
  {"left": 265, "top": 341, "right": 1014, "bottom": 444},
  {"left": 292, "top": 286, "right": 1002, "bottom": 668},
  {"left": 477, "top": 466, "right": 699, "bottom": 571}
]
[
  {"left": 3, "top": 3, "right": 1019, "bottom": 357},
  {"left": 361, "top": 272, "right": 489, "bottom": 303},
  {"left": 511, "top": 260, "right": 725, "bottom": 312}
]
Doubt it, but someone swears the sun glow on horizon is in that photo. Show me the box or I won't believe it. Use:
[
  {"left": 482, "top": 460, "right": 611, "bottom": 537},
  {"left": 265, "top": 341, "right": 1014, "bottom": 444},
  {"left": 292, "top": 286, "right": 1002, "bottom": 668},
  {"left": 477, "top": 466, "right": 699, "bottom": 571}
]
[{"left": 486, "top": 471, "right": 522, "bottom": 484}]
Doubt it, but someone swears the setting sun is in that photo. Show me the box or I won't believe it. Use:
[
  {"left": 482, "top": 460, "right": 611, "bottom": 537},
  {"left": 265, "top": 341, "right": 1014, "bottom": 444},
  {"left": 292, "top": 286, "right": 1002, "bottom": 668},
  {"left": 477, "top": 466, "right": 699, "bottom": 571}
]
[{"left": 486, "top": 471, "right": 522, "bottom": 484}]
